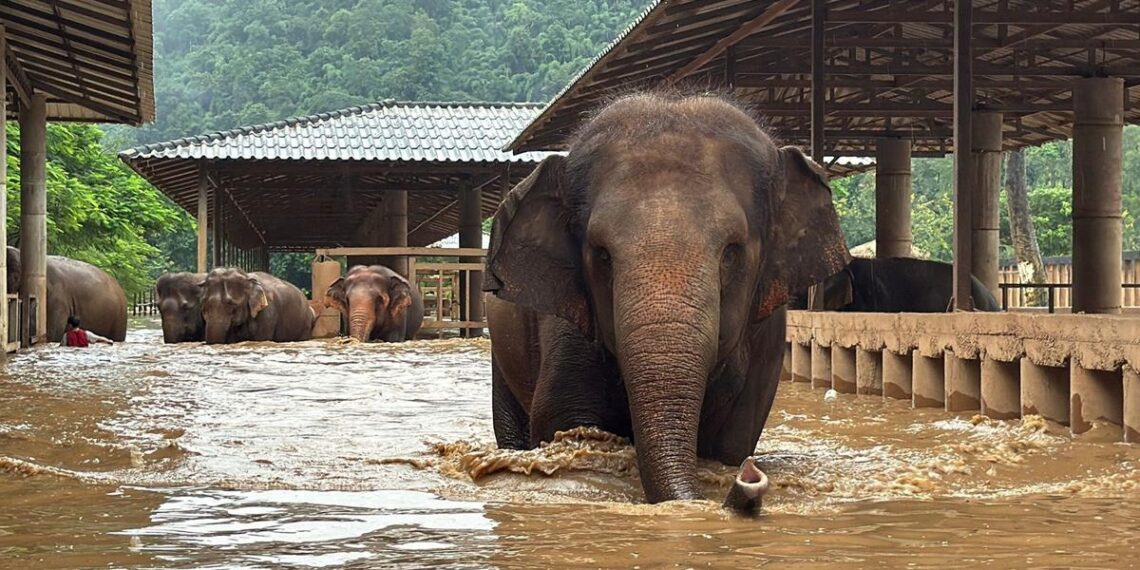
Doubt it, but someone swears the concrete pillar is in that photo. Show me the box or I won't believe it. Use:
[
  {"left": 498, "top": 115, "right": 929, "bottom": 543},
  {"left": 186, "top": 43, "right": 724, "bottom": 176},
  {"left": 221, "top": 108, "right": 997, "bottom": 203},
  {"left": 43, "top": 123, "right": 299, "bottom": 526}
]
[
  {"left": 459, "top": 182, "right": 484, "bottom": 337},
  {"left": 197, "top": 167, "right": 208, "bottom": 272},
  {"left": 856, "top": 348, "right": 883, "bottom": 396},
  {"left": 883, "top": 350, "right": 913, "bottom": 400},
  {"left": 1072, "top": 77, "right": 1124, "bottom": 314},
  {"left": 20, "top": 93, "right": 47, "bottom": 345},
  {"left": 380, "top": 190, "right": 408, "bottom": 276},
  {"left": 1020, "top": 360, "right": 1070, "bottom": 425},
  {"left": 811, "top": 340, "right": 832, "bottom": 389},
  {"left": 971, "top": 111, "right": 1003, "bottom": 298},
  {"left": 781, "top": 342, "right": 792, "bottom": 382},
  {"left": 912, "top": 351, "right": 945, "bottom": 408},
  {"left": 0, "top": 28, "right": 8, "bottom": 357},
  {"left": 832, "top": 346, "right": 857, "bottom": 393},
  {"left": 1070, "top": 367, "right": 1123, "bottom": 435},
  {"left": 981, "top": 358, "right": 1020, "bottom": 420},
  {"left": 791, "top": 342, "right": 812, "bottom": 383},
  {"left": 945, "top": 353, "right": 981, "bottom": 412},
  {"left": 874, "top": 138, "right": 912, "bottom": 259},
  {"left": 1125, "top": 369, "right": 1139, "bottom": 443}
]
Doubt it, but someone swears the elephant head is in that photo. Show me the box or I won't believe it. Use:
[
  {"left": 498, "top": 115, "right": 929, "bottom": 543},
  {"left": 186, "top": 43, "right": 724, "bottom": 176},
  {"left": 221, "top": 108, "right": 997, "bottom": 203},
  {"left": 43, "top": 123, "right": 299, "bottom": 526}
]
[
  {"left": 200, "top": 268, "right": 269, "bottom": 344},
  {"left": 324, "top": 265, "right": 413, "bottom": 342},
  {"left": 485, "top": 93, "right": 848, "bottom": 503},
  {"left": 156, "top": 272, "right": 206, "bottom": 343}
]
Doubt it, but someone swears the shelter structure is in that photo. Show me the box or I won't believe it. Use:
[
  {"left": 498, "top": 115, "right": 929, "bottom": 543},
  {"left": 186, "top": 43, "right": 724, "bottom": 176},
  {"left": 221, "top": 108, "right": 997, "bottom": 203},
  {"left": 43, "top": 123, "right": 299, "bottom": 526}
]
[
  {"left": 121, "top": 101, "right": 551, "bottom": 333},
  {"left": 3, "top": 0, "right": 155, "bottom": 349},
  {"left": 508, "top": 0, "right": 1140, "bottom": 440}
]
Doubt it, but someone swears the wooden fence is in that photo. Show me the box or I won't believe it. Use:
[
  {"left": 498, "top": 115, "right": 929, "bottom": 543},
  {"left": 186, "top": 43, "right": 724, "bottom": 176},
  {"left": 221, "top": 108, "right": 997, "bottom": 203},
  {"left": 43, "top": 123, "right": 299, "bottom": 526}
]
[
  {"left": 998, "top": 254, "right": 1140, "bottom": 309},
  {"left": 131, "top": 288, "right": 158, "bottom": 315},
  {"left": 314, "top": 247, "right": 486, "bottom": 337}
]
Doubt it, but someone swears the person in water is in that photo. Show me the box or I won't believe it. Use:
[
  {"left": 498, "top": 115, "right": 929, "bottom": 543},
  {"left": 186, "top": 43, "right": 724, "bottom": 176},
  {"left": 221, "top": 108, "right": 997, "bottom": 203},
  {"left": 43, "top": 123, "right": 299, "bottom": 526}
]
[{"left": 61, "top": 315, "right": 114, "bottom": 347}]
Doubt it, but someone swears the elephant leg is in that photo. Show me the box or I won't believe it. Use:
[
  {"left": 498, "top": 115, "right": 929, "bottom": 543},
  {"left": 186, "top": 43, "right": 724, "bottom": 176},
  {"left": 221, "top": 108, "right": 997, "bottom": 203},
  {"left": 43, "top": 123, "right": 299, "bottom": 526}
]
[
  {"left": 492, "top": 353, "right": 531, "bottom": 450},
  {"left": 528, "top": 317, "right": 629, "bottom": 446}
]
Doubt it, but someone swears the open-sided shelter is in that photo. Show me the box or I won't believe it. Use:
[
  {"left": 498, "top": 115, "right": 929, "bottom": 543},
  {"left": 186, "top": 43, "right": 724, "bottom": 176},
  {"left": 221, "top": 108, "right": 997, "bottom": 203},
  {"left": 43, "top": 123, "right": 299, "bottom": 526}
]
[
  {"left": 4, "top": 0, "right": 155, "bottom": 347},
  {"left": 507, "top": 0, "right": 1140, "bottom": 439}
]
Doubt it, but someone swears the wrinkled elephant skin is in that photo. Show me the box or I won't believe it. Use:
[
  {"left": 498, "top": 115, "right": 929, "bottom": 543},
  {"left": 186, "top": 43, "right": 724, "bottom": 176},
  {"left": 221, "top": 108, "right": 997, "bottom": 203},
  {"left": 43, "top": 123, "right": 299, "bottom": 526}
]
[
  {"left": 7, "top": 248, "right": 128, "bottom": 342},
  {"left": 200, "top": 268, "right": 314, "bottom": 344},
  {"left": 324, "top": 264, "right": 424, "bottom": 342},
  {"left": 484, "top": 93, "right": 849, "bottom": 506},
  {"left": 156, "top": 272, "right": 206, "bottom": 343}
]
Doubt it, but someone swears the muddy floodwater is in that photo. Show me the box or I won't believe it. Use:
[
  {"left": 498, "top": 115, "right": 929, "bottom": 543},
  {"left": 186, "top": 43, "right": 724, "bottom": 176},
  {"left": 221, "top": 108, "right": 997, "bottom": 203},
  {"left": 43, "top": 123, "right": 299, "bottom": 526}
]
[{"left": 1, "top": 318, "right": 1138, "bottom": 569}]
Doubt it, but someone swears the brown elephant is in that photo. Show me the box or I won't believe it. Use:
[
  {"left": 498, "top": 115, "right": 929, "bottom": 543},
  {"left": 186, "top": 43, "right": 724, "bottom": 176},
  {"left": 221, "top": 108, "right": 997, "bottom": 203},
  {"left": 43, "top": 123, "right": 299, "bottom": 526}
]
[
  {"left": 484, "top": 93, "right": 848, "bottom": 509},
  {"left": 7, "top": 247, "right": 128, "bottom": 342},
  {"left": 156, "top": 272, "right": 206, "bottom": 343},
  {"left": 324, "top": 264, "right": 424, "bottom": 342},
  {"left": 200, "top": 268, "right": 314, "bottom": 344}
]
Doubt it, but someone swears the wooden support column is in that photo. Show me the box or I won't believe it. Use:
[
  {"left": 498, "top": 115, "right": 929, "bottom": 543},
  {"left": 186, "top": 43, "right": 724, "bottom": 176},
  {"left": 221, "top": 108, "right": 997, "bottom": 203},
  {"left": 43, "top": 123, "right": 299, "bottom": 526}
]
[
  {"left": 0, "top": 27, "right": 9, "bottom": 356},
  {"left": 197, "top": 165, "right": 209, "bottom": 273},
  {"left": 458, "top": 180, "right": 484, "bottom": 337},
  {"left": 972, "top": 111, "right": 1003, "bottom": 298},
  {"left": 1072, "top": 77, "right": 1124, "bottom": 314},
  {"left": 212, "top": 185, "right": 223, "bottom": 268},
  {"left": 810, "top": 0, "right": 826, "bottom": 163},
  {"left": 20, "top": 93, "right": 47, "bottom": 345},
  {"left": 952, "top": 0, "right": 975, "bottom": 310},
  {"left": 875, "top": 138, "right": 913, "bottom": 259},
  {"left": 380, "top": 190, "right": 409, "bottom": 276}
]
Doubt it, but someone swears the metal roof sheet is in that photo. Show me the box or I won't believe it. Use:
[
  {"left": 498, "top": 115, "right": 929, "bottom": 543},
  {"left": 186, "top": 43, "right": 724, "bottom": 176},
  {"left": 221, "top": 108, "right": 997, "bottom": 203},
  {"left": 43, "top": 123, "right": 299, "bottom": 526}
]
[{"left": 122, "top": 101, "right": 550, "bottom": 164}]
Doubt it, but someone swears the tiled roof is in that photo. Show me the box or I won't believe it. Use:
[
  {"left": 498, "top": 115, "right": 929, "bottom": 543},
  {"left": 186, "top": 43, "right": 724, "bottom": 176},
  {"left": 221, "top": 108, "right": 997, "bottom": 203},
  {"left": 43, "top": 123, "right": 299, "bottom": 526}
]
[{"left": 121, "top": 101, "right": 549, "bottom": 163}]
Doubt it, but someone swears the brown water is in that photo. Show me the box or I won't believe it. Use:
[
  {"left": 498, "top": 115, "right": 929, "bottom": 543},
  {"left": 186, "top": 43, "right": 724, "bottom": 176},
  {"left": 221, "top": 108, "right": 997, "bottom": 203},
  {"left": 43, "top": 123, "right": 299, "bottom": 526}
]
[{"left": 1, "top": 318, "right": 1138, "bottom": 569}]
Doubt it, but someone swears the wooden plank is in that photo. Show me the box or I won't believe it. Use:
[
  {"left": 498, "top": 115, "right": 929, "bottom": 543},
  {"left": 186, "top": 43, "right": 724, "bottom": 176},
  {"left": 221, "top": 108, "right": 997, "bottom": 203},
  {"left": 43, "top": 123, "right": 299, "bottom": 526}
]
[
  {"left": 420, "top": 321, "right": 487, "bottom": 330},
  {"left": 317, "top": 247, "right": 487, "bottom": 257},
  {"left": 414, "top": 263, "right": 485, "bottom": 271},
  {"left": 667, "top": 0, "right": 800, "bottom": 84},
  {"left": 952, "top": 0, "right": 974, "bottom": 311}
]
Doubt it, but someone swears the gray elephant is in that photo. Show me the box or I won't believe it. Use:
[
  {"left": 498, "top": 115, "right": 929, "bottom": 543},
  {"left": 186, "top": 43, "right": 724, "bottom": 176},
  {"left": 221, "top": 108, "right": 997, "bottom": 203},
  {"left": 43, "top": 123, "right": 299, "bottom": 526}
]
[
  {"left": 6, "top": 248, "right": 128, "bottom": 342},
  {"left": 791, "top": 257, "right": 1001, "bottom": 312},
  {"left": 484, "top": 93, "right": 849, "bottom": 510},
  {"left": 200, "top": 268, "right": 314, "bottom": 344},
  {"left": 156, "top": 272, "right": 206, "bottom": 343},
  {"left": 324, "top": 264, "right": 424, "bottom": 342}
]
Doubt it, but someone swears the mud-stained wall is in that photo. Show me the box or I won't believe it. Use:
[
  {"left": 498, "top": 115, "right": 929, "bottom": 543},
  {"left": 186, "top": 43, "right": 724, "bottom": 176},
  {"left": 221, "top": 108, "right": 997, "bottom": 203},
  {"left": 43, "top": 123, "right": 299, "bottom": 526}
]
[{"left": 786, "top": 311, "right": 1140, "bottom": 443}]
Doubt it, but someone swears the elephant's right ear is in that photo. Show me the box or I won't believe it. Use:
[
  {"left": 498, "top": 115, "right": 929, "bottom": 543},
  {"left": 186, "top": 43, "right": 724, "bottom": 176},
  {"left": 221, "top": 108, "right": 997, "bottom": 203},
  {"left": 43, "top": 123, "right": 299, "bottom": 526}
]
[
  {"left": 324, "top": 277, "right": 347, "bottom": 314},
  {"left": 484, "top": 154, "right": 591, "bottom": 336}
]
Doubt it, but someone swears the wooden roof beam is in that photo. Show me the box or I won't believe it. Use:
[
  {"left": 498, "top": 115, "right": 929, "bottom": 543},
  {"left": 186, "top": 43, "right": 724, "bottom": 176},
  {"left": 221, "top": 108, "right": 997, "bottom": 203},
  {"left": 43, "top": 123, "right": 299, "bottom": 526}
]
[
  {"left": 4, "top": 46, "right": 33, "bottom": 106},
  {"left": 829, "top": 7, "right": 1140, "bottom": 25},
  {"left": 667, "top": 0, "right": 801, "bottom": 84}
]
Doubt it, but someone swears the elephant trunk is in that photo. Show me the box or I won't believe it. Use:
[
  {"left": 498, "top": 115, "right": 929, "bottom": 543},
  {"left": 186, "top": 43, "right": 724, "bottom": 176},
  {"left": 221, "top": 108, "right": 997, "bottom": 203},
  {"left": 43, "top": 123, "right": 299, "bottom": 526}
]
[
  {"left": 614, "top": 263, "right": 719, "bottom": 504},
  {"left": 204, "top": 320, "right": 228, "bottom": 345},
  {"left": 347, "top": 308, "right": 375, "bottom": 342}
]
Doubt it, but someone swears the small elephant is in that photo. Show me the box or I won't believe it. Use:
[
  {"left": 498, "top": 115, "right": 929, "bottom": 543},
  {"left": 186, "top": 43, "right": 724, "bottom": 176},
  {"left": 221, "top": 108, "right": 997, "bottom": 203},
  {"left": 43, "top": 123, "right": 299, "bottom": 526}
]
[
  {"left": 791, "top": 257, "right": 1000, "bottom": 312},
  {"left": 156, "top": 272, "right": 206, "bottom": 343},
  {"left": 200, "top": 268, "right": 314, "bottom": 344},
  {"left": 6, "top": 248, "right": 128, "bottom": 342},
  {"left": 484, "top": 93, "right": 849, "bottom": 509},
  {"left": 324, "top": 264, "right": 424, "bottom": 342}
]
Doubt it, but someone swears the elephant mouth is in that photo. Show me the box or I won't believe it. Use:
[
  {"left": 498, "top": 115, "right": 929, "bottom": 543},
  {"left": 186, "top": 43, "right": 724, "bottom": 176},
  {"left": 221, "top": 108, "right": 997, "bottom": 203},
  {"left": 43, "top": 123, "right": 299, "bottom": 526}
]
[{"left": 722, "top": 456, "right": 770, "bottom": 516}]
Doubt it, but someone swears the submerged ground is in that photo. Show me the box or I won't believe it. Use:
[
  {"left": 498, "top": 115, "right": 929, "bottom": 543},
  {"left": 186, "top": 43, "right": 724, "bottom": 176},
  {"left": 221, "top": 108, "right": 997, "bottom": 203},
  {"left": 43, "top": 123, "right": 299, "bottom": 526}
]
[{"left": 0, "top": 318, "right": 1137, "bottom": 568}]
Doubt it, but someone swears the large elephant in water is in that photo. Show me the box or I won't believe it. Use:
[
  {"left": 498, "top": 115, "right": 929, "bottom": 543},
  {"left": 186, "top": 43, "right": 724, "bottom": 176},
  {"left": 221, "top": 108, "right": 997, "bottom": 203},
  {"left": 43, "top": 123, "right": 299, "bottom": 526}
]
[
  {"left": 484, "top": 93, "right": 849, "bottom": 509},
  {"left": 200, "top": 268, "right": 314, "bottom": 344},
  {"left": 324, "top": 264, "right": 423, "bottom": 342},
  {"left": 7, "top": 248, "right": 128, "bottom": 342},
  {"left": 156, "top": 272, "right": 206, "bottom": 343},
  {"left": 790, "top": 257, "right": 1001, "bottom": 312}
]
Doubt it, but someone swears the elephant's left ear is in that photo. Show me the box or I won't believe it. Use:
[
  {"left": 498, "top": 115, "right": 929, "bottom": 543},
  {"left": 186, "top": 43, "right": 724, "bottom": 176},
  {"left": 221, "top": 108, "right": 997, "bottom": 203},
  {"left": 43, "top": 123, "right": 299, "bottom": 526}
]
[
  {"left": 387, "top": 274, "right": 414, "bottom": 320},
  {"left": 755, "top": 146, "right": 850, "bottom": 319},
  {"left": 248, "top": 278, "right": 270, "bottom": 319}
]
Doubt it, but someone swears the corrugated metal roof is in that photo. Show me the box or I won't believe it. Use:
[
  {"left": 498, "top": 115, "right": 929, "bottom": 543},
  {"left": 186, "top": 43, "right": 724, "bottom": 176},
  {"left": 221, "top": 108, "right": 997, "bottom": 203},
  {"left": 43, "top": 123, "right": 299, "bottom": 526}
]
[
  {"left": 122, "top": 101, "right": 549, "bottom": 164},
  {"left": 4, "top": 0, "right": 155, "bottom": 125}
]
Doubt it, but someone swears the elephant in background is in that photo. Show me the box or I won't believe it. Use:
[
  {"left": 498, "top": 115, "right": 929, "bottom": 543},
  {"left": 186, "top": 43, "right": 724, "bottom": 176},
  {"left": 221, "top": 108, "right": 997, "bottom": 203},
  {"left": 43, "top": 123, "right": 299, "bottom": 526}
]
[
  {"left": 790, "top": 257, "right": 1000, "bottom": 312},
  {"left": 324, "top": 264, "right": 423, "bottom": 342},
  {"left": 156, "top": 272, "right": 206, "bottom": 343},
  {"left": 5, "top": 248, "right": 128, "bottom": 342},
  {"left": 200, "top": 268, "right": 314, "bottom": 344},
  {"left": 484, "top": 93, "right": 849, "bottom": 509}
]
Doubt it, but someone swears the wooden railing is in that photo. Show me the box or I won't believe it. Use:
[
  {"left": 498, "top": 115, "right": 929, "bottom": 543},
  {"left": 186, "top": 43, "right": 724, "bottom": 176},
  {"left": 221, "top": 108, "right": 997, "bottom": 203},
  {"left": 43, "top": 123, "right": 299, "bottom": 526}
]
[
  {"left": 314, "top": 247, "right": 487, "bottom": 337},
  {"left": 999, "top": 255, "right": 1140, "bottom": 308},
  {"left": 131, "top": 289, "right": 158, "bottom": 315}
]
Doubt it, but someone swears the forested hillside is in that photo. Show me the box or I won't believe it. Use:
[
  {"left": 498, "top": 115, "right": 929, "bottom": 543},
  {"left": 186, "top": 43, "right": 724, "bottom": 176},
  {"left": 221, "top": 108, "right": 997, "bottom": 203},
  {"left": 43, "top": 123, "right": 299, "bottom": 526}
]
[{"left": 8, "top": 0, "right": 1140, "bottom": 296}]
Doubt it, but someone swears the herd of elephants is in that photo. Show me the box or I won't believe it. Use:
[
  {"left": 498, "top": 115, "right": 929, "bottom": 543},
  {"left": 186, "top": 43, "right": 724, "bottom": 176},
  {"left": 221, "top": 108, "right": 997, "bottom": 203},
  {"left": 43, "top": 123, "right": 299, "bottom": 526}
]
[{"left": 37, "top": 93, "right": 1003, "bottom": 513}]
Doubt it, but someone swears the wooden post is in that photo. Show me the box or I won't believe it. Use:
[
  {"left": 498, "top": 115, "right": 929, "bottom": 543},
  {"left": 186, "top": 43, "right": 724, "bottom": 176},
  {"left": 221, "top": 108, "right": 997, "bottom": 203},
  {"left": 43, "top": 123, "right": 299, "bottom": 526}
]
[
  {"left": 20, "top": 93, "right": 47, "bottom": 345},
  {"left": 810, "top": 0, "right": 826, "bottom": 163},
  {"left": 952, "top": 0, "right": 974, "bottom": 310},
  {"left": 0, "top": 27, "right": 8, "bottom": 355},
  {"left": 459, "top": 179, "right": 484, "bottom": 337},
  {"left": 212, "top": 184, "right": 223, "bottom": 268},
  {"left": 197, "top": 165, "right": 208, "bottom": 273}
]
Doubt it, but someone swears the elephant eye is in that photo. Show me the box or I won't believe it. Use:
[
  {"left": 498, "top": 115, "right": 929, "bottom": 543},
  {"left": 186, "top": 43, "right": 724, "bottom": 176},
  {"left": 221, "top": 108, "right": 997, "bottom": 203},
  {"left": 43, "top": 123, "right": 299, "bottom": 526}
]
[
  {"left": 595, "top": 247, "right": 611, "bottom": 265},
  {"left": 721, "top": 244, "right": 742, "bottom": 269}
]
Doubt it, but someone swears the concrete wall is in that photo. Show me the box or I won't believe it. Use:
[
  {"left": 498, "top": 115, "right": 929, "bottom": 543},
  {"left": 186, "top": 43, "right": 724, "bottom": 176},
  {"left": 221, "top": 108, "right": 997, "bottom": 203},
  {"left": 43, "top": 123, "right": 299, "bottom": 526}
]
[{"left": 784, "top": 310, "right": 1140, "bottom": 442}]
